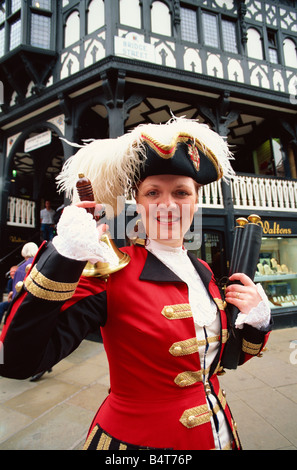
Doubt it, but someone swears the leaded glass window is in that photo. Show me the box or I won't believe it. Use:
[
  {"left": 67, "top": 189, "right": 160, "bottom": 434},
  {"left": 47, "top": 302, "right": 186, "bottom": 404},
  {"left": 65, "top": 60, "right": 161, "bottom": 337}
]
[
  {"left": 202, "top": 12, "right": 219, "bottom": 48},
  {"left": 0, "top": 25, "right": 4, "bottom": 56},
  {"left": 32, "top": 0, "right": 51, "bottom": 10},
  {"left": 10, "top": 16, "right": 21, "bottom": 50},
  {"left": 31, "top": 12, "right": 51, "bottom": 49},
  {"left": 222, "top": 19, "right": 238, "bottom": 53},
  {"left": 0, "top": 1, "right": 5, "bottom": 23},
  {"left": 11, "top": 0, "right": 21, "bottom": 14},
  {"left": 180, "top": 7, "right": 198, "bottom": 43}
]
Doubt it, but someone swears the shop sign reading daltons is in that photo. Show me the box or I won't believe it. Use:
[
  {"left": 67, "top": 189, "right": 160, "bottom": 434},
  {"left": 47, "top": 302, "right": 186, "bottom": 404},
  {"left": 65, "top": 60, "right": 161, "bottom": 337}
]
[
  {"left": 115, "top": 33, "right": 156, "bottom": 63},
  {"left": 260, "top": 219, "right": 293, "bottom": 235}
]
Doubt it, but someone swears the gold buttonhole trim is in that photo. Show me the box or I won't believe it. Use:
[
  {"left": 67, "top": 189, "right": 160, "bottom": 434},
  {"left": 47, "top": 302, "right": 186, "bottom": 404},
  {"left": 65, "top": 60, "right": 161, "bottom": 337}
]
[
  {"left": 169, "top": 337, "right": 198, "bottom": 357},
  {"left": 180, "top": 405, "right": 211, "bottom": 429},
  {"left": 174, "top": 370, "right": 203, "bottom": 387},
  {"left": 161, "top": 304, "right": 193, "bottom": 320}
]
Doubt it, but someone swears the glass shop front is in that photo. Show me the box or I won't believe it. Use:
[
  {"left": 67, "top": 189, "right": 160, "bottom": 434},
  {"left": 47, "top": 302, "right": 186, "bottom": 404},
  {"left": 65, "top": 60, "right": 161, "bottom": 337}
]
[{"left": 255, "top": 217, "right": 297, "bottom": 321}]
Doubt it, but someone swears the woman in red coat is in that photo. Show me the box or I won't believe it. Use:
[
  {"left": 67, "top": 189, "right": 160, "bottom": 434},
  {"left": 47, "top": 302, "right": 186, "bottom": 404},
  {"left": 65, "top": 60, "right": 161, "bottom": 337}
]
[{"left": 0, "top": 117, "right": 271, "bottom": 450}]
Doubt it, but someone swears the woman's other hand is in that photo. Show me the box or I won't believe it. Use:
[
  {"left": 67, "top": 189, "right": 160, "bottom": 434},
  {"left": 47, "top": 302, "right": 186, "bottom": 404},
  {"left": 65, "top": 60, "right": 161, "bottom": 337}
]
[{"left": 225, "top": 273, "right": 262, "bottom": 314}]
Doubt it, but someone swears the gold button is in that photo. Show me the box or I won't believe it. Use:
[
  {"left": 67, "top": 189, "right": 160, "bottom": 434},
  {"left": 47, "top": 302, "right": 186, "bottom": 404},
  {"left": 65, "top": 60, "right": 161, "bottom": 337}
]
[
  {"left": 165, "top": 306, "right": 174, "bottom": 317},
  {"left": 15, "top": 281, "right": 23, "bottom": 293},
  {"left": 187, "top": 415, "right": 196, "bottom": 426},
  {"left": 222, "top": 389, "right": 226, "bottom": 397},
  {"left": 174, "top": 346, "right": 182, "bottom": 354},
  {"left": 178, "top": 379, "right": 187, "bottom": 387}
]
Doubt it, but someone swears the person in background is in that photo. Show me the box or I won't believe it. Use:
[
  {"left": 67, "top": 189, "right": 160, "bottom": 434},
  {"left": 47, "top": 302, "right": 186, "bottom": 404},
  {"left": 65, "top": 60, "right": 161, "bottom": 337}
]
[
  {"left": 40, "top": 201, "right": 55, "bottom": 241},
  {"left": 0, "top": 265, "right": 17, "bottom": 323},
  {"left": 12, "top": 242, "right": 39, "bottom": 299}
]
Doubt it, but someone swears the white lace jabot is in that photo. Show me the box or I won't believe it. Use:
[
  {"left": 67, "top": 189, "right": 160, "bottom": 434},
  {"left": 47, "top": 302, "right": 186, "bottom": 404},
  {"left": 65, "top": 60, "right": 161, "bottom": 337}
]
[{"left": 145, "top": 239, "right": 218, "bottom": 327}]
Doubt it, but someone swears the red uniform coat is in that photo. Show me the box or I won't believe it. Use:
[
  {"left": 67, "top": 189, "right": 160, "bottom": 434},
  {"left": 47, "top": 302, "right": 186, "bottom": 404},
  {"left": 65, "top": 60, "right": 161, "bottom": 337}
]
[{"left": 0, "top": 242, "right": 270, "bottom": 450}]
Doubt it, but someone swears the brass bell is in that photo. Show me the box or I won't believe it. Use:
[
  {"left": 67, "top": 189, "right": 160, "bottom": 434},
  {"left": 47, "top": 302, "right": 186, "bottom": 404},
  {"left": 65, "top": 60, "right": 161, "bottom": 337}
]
[
  {"left": 76, "top": 174, "right": 130, "bottom": 279},
  {"left": 82, "top": 232, "right": 130, "bottom": 279}
]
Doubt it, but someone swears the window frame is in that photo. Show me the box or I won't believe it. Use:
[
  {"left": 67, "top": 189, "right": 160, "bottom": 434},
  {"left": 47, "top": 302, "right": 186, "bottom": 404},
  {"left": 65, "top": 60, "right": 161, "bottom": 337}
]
[
  {"left": 266, "top": 28, "right": 280, "bottom": 65},
  {"left": 29, "top": 0, "right": 53, "bottom": 50},
  {"left": 150, "top": 0, "right": 172, "bottom": 38},
  {"left": 246, "top": 26, "right": 264, "bottom": 61},
  {"left": 283, "top": 36, "right": 297, "bottom": 68},
  {"left": 119, "top": 0, "right": 141, "bottom": 30},
  {"left": 180, "top": 4, "right": 198, "bottom": 43},
  {"left": 64, "top": 8, "right": 80, "bottom": 48},
  {"left": 0, "top": 0, "right": 55, "bottom": 56},
  {"left": 8, "top": 11, "right": 21, "bottom": 51},
  {"left": 221, "top": 16, "right": 239, "bottom": 54},
  {"left": 180, "top": 5, "right": 239, "bottom": 55}
]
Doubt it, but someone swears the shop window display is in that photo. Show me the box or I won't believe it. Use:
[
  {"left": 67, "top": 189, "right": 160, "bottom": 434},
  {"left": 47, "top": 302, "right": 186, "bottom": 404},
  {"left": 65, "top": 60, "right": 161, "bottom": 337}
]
[{"left": 255, "top": 237, "right": 297, "bottom": 309}]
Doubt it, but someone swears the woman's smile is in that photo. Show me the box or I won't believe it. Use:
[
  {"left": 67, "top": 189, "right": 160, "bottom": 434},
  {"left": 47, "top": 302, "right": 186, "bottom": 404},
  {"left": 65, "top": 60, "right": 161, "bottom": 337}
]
[{"left": 155, "top": 209, "right": 181, "bottom": 225}]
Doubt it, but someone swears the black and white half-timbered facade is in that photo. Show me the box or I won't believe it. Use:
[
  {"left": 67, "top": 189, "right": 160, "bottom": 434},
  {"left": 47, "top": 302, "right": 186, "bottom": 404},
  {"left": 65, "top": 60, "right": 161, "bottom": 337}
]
[{"left": 0, "top": 0, "right": 297, "bottom": 326}]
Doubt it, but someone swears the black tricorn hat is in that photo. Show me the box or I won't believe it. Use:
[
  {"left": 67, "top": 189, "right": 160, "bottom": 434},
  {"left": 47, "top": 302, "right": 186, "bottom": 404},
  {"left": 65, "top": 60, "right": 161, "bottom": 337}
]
[
  {"left": 139, "top": 132, "right": 223, "bottom": 185},
  {"left": 57, "top": 117, "right": 234, "bottom": 217}
]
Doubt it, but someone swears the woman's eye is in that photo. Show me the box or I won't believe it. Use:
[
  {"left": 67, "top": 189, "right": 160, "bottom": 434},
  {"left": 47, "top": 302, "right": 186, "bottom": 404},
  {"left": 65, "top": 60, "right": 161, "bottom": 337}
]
[{"left": 146, "top": 190, "right": 159, "bottom": 197}]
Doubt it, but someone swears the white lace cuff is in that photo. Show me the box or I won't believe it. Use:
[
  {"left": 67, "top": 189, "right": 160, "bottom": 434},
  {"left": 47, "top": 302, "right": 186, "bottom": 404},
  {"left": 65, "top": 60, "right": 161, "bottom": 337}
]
[
  {"left": 235, "top": 283, "right": 271, "bottom": 330},
  {"left": 52, "top": 205, "right": 119, "bottom": 267}
]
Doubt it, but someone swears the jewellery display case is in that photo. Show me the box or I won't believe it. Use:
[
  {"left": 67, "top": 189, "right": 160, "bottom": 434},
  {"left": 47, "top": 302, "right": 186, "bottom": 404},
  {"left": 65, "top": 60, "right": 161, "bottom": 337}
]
[{"left": 254, "top": 237, "right": 297, "bottom": 309}]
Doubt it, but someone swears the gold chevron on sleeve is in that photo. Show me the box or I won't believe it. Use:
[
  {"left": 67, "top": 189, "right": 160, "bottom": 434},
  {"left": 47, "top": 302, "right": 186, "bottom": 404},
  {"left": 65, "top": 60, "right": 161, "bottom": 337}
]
[
  {"left": 24, "top": 265, "right": 78, "bottom": 301},
  {"left": 242, "top": 339, "right": 262, "bottom": 356}
]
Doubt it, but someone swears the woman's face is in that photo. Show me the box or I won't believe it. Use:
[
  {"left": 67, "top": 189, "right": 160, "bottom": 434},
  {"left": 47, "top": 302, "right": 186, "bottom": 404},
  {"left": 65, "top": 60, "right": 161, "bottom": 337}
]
[{"left": 136, "top": 174, "right": 199, "bottom": 247}]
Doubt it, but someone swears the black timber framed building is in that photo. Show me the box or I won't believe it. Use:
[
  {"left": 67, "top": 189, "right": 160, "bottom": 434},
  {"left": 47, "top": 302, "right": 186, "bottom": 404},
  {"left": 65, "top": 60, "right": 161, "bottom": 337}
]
[{"left": 0, "top": 0, "right": 297, "bottom": 327}]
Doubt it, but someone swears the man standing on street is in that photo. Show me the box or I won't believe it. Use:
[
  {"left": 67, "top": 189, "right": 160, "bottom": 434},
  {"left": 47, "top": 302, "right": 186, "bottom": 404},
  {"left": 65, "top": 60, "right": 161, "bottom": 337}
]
[{"left": 40, "top": 200, "right": 55, "bottom": 241}]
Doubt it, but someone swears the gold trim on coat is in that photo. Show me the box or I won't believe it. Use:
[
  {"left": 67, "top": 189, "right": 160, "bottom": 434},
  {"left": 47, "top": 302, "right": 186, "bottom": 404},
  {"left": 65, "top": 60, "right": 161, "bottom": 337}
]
[
  {"left": 242, "top": 339, "right": 262, "bottom": 356},
  {"left": 221, "top": 329, "right": 228, "bottom": 344},
  {"left": 83, "top": 426, "right": 98, "bottom": 450},
  {"left": 174, "top": 370, "right": 203, "bottom": 387},
  {"left": 161, "top": 303, "right": 193, "bottom": 320},
  {"left": 213, "top": 298, "right": 227, "bottom": 310},
  {"left": 29, "top": 266, "right": 78, "bottom": 291},
  {"left": 169, "top": 337, "right": 198, "bottom": 357},
  {"left": 25, "top": 266, "right": 77, "bottom": 301},
  {"left": 97, "top": 432, "right": 112, "bottom": 450},
  {"left": 179, "top": 404, "right": 211, "bottom": 428}
]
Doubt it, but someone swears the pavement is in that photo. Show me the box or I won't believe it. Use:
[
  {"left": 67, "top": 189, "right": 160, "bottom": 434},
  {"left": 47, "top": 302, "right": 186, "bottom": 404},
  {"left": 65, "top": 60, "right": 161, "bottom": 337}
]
[{"left": 1, "top": 326, "right": 297, "bottom": 450}]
